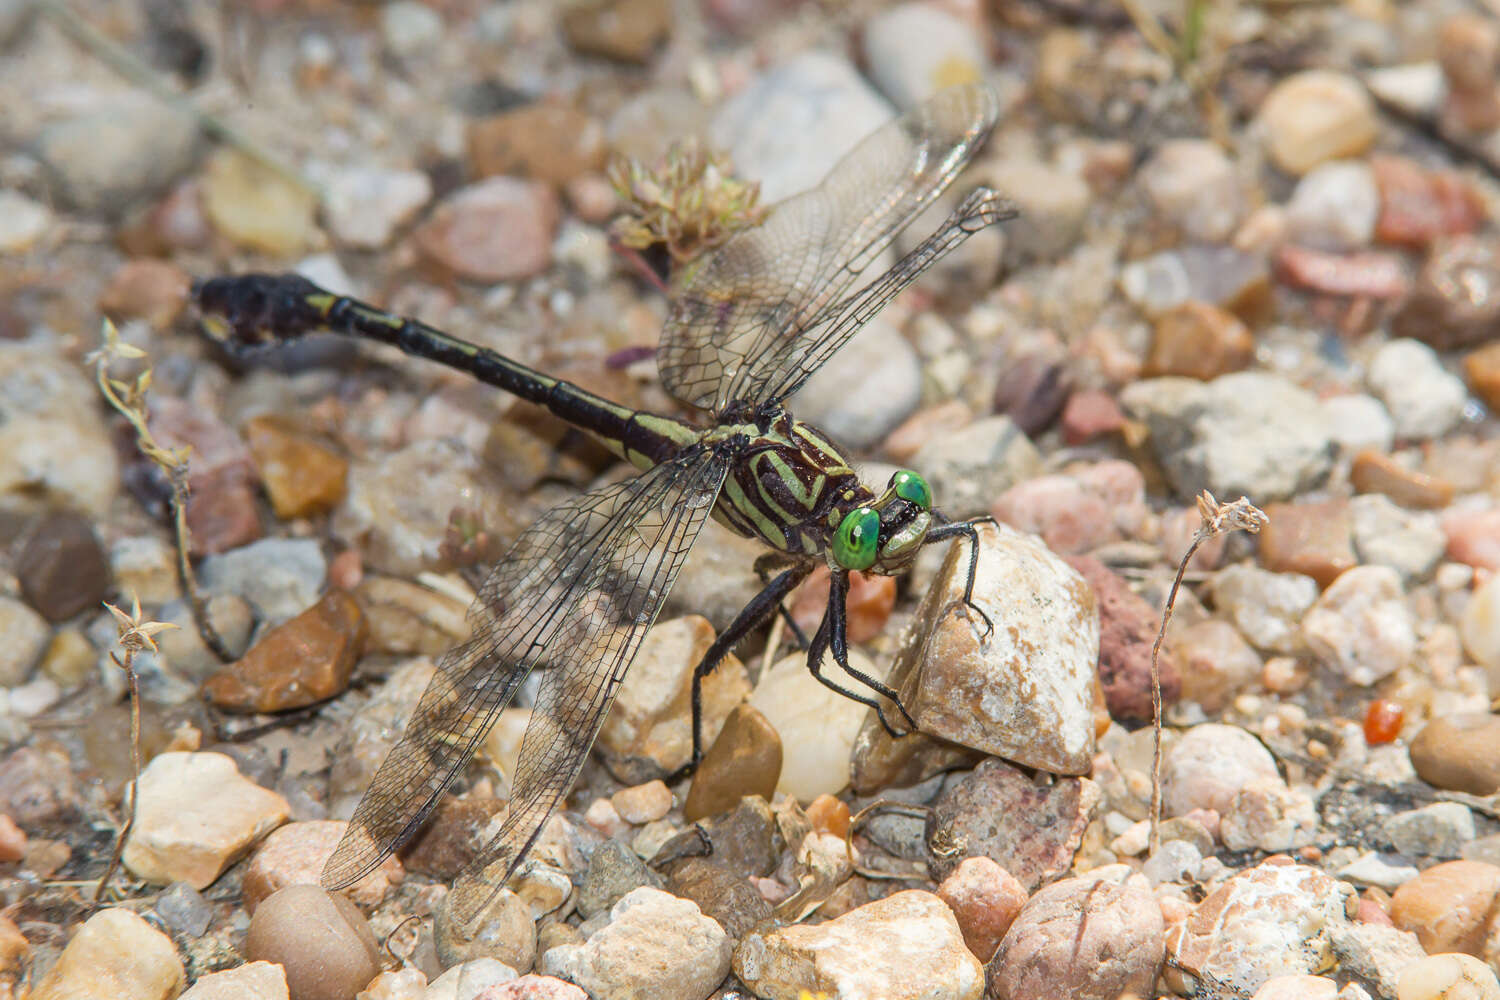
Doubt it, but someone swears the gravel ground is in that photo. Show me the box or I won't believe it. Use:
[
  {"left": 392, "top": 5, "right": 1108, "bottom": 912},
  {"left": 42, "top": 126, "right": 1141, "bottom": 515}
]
[{"left": 5, "top": 1, "right": 1500, "bottom": 999}]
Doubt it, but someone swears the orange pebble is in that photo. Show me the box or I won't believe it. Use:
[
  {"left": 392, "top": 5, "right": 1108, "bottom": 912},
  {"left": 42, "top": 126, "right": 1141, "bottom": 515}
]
[
  {"left": 1364, "top": 699, "right": 1405, "bottom": 745},
  {"left": 805, "top": 794, "right": 850, "bottom": 839}
]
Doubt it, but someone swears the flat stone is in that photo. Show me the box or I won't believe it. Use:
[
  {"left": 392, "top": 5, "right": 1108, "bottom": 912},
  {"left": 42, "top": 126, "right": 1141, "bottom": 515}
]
[
  {"left": 1351, "top": 494, "right": 1447, "bottom": 584},
  {"left": 1273, "top": 246, "right": 1409, "bottom": 299},
  {"left": 1351, "top": 451, "right": 1455, "bottom": 510},
  {"left": 123, "top": 751, "right": 290, "bottom": 888},
  {"left": 0, "top": 743, "right": 77, "bottom": 825},
  {"left": 243, "top": 416, "right": 348, "bottom": 520},
  {"left": 355, "top": 575, "right": 472, "bottom": 657},
  {"left": 246, "top": 885, "right": 380, "bottom": 1000},
  {"left": 991, "top": 460, "right": 1146, "bottom": 555},
  {"left": 1410, "top": 713, "right": 1500, "bottom": 795},
  {"left": 180, "top": 961, "right": 289, "bottom": 1000},
  {"left": 735, "top": 890, "right": 983, "bottom": 1000},
  {"left": 1257, "top": 500, "right": 1357, "bottom": 589},
  {"left": 561, "top": 0, "right": 671, "bottom": 63},
  {"left": 202, "top": 590, "right": 366, "bottom": 713},
  {"left": 242, "top": 820, "right": 395, "bottom": 912},
  {"left": 1397, "top": 954, "right": 1500, "bottom": 1000},
  {"left": 1331, "top": 923, "right": 1428, "bottom": 1000},
  {"left": 31, "top": 908, "right": 184, "bottom": 1000},
  {"left": 1386, "top": 803, "right": 1477, "bottom": 859},
  {"left": 1173, "top": 619, "right": 1263, "bottom": 713},
  {"left": 684, "top": 703, "right": 782, "bottom": 823}
]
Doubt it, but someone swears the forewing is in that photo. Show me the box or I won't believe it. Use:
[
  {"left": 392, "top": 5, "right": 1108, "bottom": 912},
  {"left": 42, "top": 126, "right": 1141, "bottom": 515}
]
[
  {"left": 322, "top": 449, "right": 728, "bottom": 892},
  {"left": 658, "top": 83, "right": 1002, "bottom": 413}
]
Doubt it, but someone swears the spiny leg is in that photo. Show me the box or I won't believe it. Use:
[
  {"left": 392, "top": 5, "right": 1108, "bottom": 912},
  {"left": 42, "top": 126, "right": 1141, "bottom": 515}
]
[
  {"left": 926, "top": 514, "right": 995, "bottom": 640},
  {"left": 826, "top": 570, "right": 917, "bottom": 732},
  {"left": 668, "top": 561, "right": 813, "bottom": 783},
  {"left": 803, "top": 583, "right": 909, "bottom": 739}
]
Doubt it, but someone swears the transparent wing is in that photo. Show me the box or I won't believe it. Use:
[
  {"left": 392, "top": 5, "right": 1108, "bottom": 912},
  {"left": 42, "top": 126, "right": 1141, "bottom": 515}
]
[
  {"left": 658, "top": 82, "right": 1003, "bottom": 414},
  {"left": 322, "top": 449, "right": 729, "bottom": 892}
]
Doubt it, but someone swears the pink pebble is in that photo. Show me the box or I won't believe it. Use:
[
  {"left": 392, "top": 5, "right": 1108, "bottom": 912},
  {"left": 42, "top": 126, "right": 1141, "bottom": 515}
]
[{"left": 936, "top": 856, "right": 1028, "bottom": 963}]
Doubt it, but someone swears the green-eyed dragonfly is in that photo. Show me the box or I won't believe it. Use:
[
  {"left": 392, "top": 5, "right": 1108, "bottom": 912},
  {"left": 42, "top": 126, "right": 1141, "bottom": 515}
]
[{"left": 193, "top": 81, "right": 1014, "bottom": 937}]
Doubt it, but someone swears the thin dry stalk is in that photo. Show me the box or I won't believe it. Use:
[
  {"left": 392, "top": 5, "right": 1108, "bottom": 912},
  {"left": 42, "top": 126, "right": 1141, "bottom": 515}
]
[{"left": 1148, "top": 491, "right": 1267, "bottom": 854}]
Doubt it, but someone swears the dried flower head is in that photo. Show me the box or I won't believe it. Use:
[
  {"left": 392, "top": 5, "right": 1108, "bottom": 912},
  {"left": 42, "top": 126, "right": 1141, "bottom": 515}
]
[{"left": 608, "top": 137, "right": 767, "bottom": 267}]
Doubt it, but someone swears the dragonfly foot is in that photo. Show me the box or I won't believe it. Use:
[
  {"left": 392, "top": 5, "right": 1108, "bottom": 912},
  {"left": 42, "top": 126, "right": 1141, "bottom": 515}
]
[{"left": 944, "top": 598, "right": 994, "bottom": 644}]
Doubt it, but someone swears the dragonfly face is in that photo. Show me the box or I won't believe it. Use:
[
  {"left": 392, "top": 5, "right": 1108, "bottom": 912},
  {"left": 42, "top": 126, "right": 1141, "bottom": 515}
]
[{"left": 830, "top": 469, "right": 936, "bottom": 575}]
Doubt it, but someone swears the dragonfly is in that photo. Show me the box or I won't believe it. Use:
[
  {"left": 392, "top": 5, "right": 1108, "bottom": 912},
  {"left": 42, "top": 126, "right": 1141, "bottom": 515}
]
[{"left": 193, "top": 82, "right": 1015, "bottom": 937}]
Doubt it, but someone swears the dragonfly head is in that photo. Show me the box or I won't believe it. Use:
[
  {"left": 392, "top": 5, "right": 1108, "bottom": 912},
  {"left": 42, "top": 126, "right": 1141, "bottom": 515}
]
[{"left": 831, "top": 470, "right": 933, "bottom": 575}]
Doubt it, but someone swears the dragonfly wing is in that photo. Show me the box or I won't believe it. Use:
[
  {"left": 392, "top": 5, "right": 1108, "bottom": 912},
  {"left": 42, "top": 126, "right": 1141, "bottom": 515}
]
[
  {"left": 321, "top": 448, "right": 729, "bottom": 892},
  {"left": 658, "top": 82, "right": 1003, "bottom": 414}
]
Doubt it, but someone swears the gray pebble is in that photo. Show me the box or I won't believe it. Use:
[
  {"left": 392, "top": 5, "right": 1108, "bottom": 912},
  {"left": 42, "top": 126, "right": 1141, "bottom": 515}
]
[{"left": 37, "top": 103, "right": 201, "bottom": 217}]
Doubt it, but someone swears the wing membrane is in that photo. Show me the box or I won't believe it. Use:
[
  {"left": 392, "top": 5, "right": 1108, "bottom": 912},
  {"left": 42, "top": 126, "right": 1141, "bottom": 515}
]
[
  {"left": 322, "top": 449, "right": 729, "bottom": 892},
  {"left": 658, "top": 82, "right": 1003, "bottom": 413}
]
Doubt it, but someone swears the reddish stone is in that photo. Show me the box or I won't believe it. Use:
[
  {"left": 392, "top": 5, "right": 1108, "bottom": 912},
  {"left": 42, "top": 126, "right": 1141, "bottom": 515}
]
[
  {"left": 804, "top": 793, "right": 850, "bottom": 839},
  {"left": 1257, "top": 500, "right": 1357, "bottom": 589},
  {"left": 789, "top": 567, "right": 895, "bottom": 644},
  {"left": 98, "top": 259, "right": 191, "bottom": 330},
  {"left": 1389, "top": 859, "right": 1500, "bottom": 956},
  {"left": 883, "top": 400, "right": 973, "bottom": 462},
  {"left": 1065, "top": 555, "right": 1180, "bottom": 725},
  {"left": 148, "top": 397, "right": 262, "bottom": 555},
  {"left": 1144, "top": 302, "right": 1254, "bottom": 381},
  {"left": 936, "top": 857, "right": 1026, "bottom": 964},
  {"left": 201, "top": 591, "right": 366, "bottom": 713},
  {"left": 1274, "top": 245, "right": 1410, "bottom": 299},
  {"left": 1363, "top": 699, "right": 1405, "bottom": 745},
  {"left": 1464, "top": 342, "right": 1500, "bottom": 412},
  {"left": 1442, "top": 508, "right": 1500, "bottom": 572},
  {"left": 414, "top": 177, "right": 559, "bottom": 283},
  {"left": 1060, "top": 389, "right": 1125, "bottom": 445},
  {"left": 1350, "top": 451, "right": 1455, "bottom": 510},
  {"left": 0, "top": 815, "right": 26, "bottom": 863},
  {"left": 1372, "top": 156, "right": 1485, "bottom": 249}
]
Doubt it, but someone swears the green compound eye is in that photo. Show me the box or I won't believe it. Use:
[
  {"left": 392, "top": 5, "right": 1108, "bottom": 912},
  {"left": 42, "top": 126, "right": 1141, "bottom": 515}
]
[
  {"left": 891, "top": 470, "right": 932, "bottom": 511},
  {"left": 833, "top": 507, "right": 880, "bottom": 571}
]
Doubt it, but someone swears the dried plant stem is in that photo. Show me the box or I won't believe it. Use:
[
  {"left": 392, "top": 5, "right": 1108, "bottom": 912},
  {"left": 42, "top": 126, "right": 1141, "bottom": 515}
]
[{"left": 92, "top": 649, "right": 141, "bottom": 909}]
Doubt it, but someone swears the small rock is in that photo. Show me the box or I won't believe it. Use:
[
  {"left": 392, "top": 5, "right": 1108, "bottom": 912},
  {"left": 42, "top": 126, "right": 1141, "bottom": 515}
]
[
  {"left": 478, "top": 976, "right": 588, "bottom": 1000},
  {"left": 243, "top": 415, "right": 348, "bottom": 520},
  {"left": 984, "top": 158, "right": 1091, "bottom": 263},
  {"left": 1274, "top": 246, "right": 1410, "bottom": 299},
  {"left": 910, "top": 416, "right": 1043, "bottom": 517},
  {"left": 315, "top": 164, "right": 431, "bottom": 250},
  {"left": 1257, "top": 500, "right": 1357, "bottom": 589},
  {"left": 378, "top": 0, "right": 442, "bottom": 56},
  {"left": 202, "top": 590, "right": 365, "bottom": 713},
  {"left": 243, "top": 820, "right": 394, "bottom": 911},
  {"left": 1398, "top": 953, "right": 1500, "bottom": 1000},
  {"left": 611, "top": 780, "right": 672, "bottom": 825},
  {"left": 991, "top": 460, "right": 1147, "bottom": 555},
  {"left": 1351, "top": 494, "right": 1447, "bottom": 584},
  {"left": 154, "top": 882, "right": 213, "bottom": 937},
  {"left": 1366, "top": 61, "right": 1448, "bottom": 117},
  {"left": 1258, "top": 70, "right": 1379, "bottom": 175},
  {"left": 0, "top": 743, "right": 77, "bottom": 824},
  {"left": 936, "top": 857, "right": 1026, "bottom": 964},
  {"left": 1389, "top": 860, "right": 1500, "bottom": 956},
  {"left": 31, "top": 908, "right": 184, "bottom": 1000},
  {"left": 436, "top": 887, "right": 537, "bottom": 972},
  {"left": 1373, "top": 156, "right": 1484, "bottom": 249},
  {"left": 1351, "top": 451, "right": 1456, "bottom": 510},
  {"left": 1162, "top": 723, "right": 1280, "bottom": 817},
  {"left": 1393, "top": 238, "right": 1500, "bottom": 350},
  {"left": 561, "top": 0, "right": 672, "bottom": 64},
  {"left": 596, "top": 615, "right": 750, "bottom": 782},
  {"left": 1443, "top": 509, "right": 1500, "bottom": 572},
  {"left": 1144, "top": 301, "right": 1255, "bottom": 381},
  {"left": 1220, "top": 779, "right": 1319, "bottom": 852},
  {"left": 246, "top": 885, "right": 380, "bottom": 1000},
  {"left": 789, "top": 567, "right": 896, "bottom": 648},
  {"left": 1301, "top": 566, "right": 1415, "bottom": 686},
  {"left": 750, "top": 644, "right": 882, "bottom": 801},
  {"left": 1285, "top": 160, "right": 1379, "bottom": 251},
  {"left": 198, "top": 537, "right": 326, "bottom": 625},
  {"left": 1332, "top": 923, "right": 1429, "bottom": 1000},
  {"left": 1321, "top": 395, "right": 1396, "bottom": 456},
  {"left": 795, "top": 317, "right": 922, "bottom": 450},
  {"left": 1065, "top": 554, "right": 1179, "bottom": 725},
  {"left": 1410, "top": 713, "right": 1500, "bottom": 795},
  {"left": 988, "top": 866, "right": 1163, "bottom": 1000},
  {"left": 663, "top": 857, "right": 771, "bottom": 942},
  {"left": 202, "top": 149, "right": 318, "bottom": 256},
  {"left": 1253, "top": 975, "right": 1339, "bottom": 1000},
  {"left": 98, "top": 258, "right": 192, "bottom": 330},
  {"left": 1386, "top": 803, "right": 1477, "bottom": 859},
  {"left": 683, "top": 703, "right": 782, "bottom": 823},
  {"left": 926, "top": 758, "right": 1099, "bottom": 889},
  {"left": 1119, "top": 245, "right": 1272, "bottom": 319},
  {"left": 0, "top": 343, "right": 120, "bottom": 515},
  {"left": 1466, "top": 342, "right": 1500, "bottom": 412},
  {"left": 543, "top": 887, "right": 729, "bottom": 999},
  {"left": 37, "top": 102, "right": 201, "bottom": 217},
  {"left": 990, "top": 354, "right": 1072, "bottom": 438},
  {"left": 1167, "top": 857, "right": 1356, "bottom": 996},
  {"left": 401, "top": 796, "right": 506, "bottom": 881},
  {"left": 179, "top": 961, "right": 289, "bottom": 1000},
  {"left": 328, "top": 658, "right": 435, "bottom": 814},
  {"left": 356, "top": 575, "right": 472, "bottom": 657},
  {"left": 0, "top": 814, "right": 25, "bottom": 863},
  {"left": 466, "top": 104, "right": 606, "bottom": 186},
  {"left": 0, "top": 189, "right": 50, "bottom": 253},
  {"left": 735, "top": 890, "right": 983, "bottom": 1000},
  {"left": 414, "top": 177, "right": 559, "bottom": 282},
  {"left": 0, "top": 596, "right": 46, "bottom": 686},
  {"left": 123, "top": 751, "right": 290, "bottom": 888},
  {"left": 1368, "top": 339, "right": 1468, "bottom": 441},
  {"left": 1061, "top": 389, "right": 1126, "bottom": 445},
  {"left": 1173, "top": 619, "right": 1263, "bottom": 713},
  {"left": 1462, "top": 573, "right": 1500, "bottom": 682},
  {"left": 863, "top": 3, "right": 987, "bottom": 109},
  {"left": 1211, "top": 564, "right": 1320, "bottom": 655},
  {"left": 578, "top": 840, "right": 663, "bottom": 919},
  {"left": 1339, "top": 851, "right": 1421, "bottom": 893},
  {"left": 1139, "top": 139, "right": 1244, "bottom": 243}
]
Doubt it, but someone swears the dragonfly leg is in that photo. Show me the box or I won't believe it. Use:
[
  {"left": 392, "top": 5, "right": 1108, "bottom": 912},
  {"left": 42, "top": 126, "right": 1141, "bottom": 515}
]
[
  {"left": 753, "top": 552, "right": 810, "bottom": 650},
  {"left": 803, "top": 609, "right": 904, "bottom": 737},
  {"left": 925, "top": 516, "right": 995, "bottom": 642},
  {"left": 668, "top": 561, "right": 813, "bottom": 783},
  {"left": 826, "top": 570, "right": 917, "bottom": 733}
]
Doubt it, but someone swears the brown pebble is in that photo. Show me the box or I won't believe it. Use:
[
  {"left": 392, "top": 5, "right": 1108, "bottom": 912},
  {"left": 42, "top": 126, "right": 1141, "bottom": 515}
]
[
  {"left": 14, "top": 510, "right": 110, "bottom": 623},
  {"left": 466, "top": 104, "right": 605, "bottom": 186},
  {"left": 1064, "top": 556, "right": 1181, "bottom": 726},
  {"left": 244, "top": 416, "right": 348, "bottom": 520},
  {"left": 0, "top": 814, "right": 25, "bottom": 863},
  {"left": 415, "top": 177, "right": 560, "bottom": 283},
  {"left": 0, "top": 913, "right": 29, "bottom": 977},
  {"left": 1144, "top": 301, "right": 1254, "bottom": 381},
  {"left": 97, "top": 258, "right": 191, "bottom": 330},
  {"left": 400, "top": 796, "right": 506, "bottom": 880},
  {"left": 992, "top": 353, "right": 1071, "bottom": 436},
  {"left": 1389, "top": 859, "right": 1500, "bottom": 956},
  {"left": 1257, "top": 500, "right": 1357, "bottom": 588},
  {"left": 246, "top": 885, "right": 380, "bottom": 1000},
  {"left": 804, "top": 794, "right": 850, "bottom": 839},
  {"left": 562, "top": 0, "right": 673, "bottom": 63},
  {"left": 1372, "top": 156, "right": 1485, "bottom": 249},
  {"left": 1351, "top": 451, "right": 1456, "bottom": 510},
  {"left": 201, "top": 591, "right": 366, "bottom": 714},
  {"left": 883, "top": 400, "right": 973, "bottom": 462},
  {"left": 1409, "top": 713, "right": 1500, "bottom": 795},
  {"left": 1464, "top": 342, "right": 1500, "bottom": 412},
  {"left": 684, "top": 703, "right": 782, "bottom": 823},
  {"left": 242, "top": 820, "right": 397, "bottom": 912},
  {"left": 1392, "top": 237, "right": 1500, "bottom": 350},
  {"left": 936, "top": 856, "right": 1027, "bottom": 964}
]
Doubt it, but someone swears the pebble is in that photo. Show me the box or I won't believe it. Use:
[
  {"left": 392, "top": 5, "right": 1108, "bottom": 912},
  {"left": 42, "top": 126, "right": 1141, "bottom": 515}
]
[
  {"left": 1274, "top": 245, "right": 1410, "bottom": 299},
  {"left": 1386, "top": 803, "right": 1476, "bottom": 859},
  {"left": 1339, "top": 852, "right": 1420, "bottom": 893},
  {"left": 935, "top": 857, "right": 1026, "bottom": 964},
  {"left": 542, "top": 887, "right": 730, "bottom": 1000},
  {"left": 1352, "top": 451, "right": 1456, "bottom": 510},
  {"left": 327, "top": 658, "right": 435, "bottom": 815},
  {"left": 99, "top": 257, "right": 192, "bottom": 331},
  {"left": 179, "top": 961, "right": 289, "bottom": 1000},
  {"left": 198, "top": 537, "right": 326, "bottom": 625},
  {"left": 885, "top": 400, "right": 974, "bottom": 461},
  {"left": 989, "top": 866, "right": 1163, "bottom": 1000},
  {"left": 1144, "top": 301, "right": 1255, "bottom": 381},
  {"left": 1373, "top": 156, "right": 1484, "bottom": 249},
  {"left": 378, "top": 0, "right": 442, "bottom": 56},
  {"left": 1367, "top": 339, "right": 1468, "bottom": 441},
  {"left": 1065, "top": 554, "right": 1180, "bottom": 726},
  {"left": 0, "top": 344, "right": 120, "bottom": 516},
  {"left": 1120, "top": 373, "right": 1335, "bottom": 502},
  {"left": 1061, "top": 389, "right": 1126, "bottom": 444},
  {"left": 1301, "top": 566, "right": 1415, "bottom": 686},
  {"left": 735, "top": 889, "right": 983, "bottom": 1000},
  {"left": 153, "top": 881, "right": 213, "bottom": 938},
  {"left": 683, "top": 703, "right": 781, "bottom": 823},
  {"left": 1398, "top": 953, "right": 1500, "bottom": 1000},
  {"left": 0, "top": 814, "right": 24, "bottom": 863},
  {"left": 0, "top": 743, "right": 77, "bottom": 824},
  {"left": 435, "top": 887, "right": 536, "bottom": 971},
  {"left": 243, "top": 820, "right": 394, "bottom": 911},
  {"left": 1332, "top": 923, "right": 1430, "bottom": 1000},
  {"left": 1352, "top": 495, "right": 1447, "bottom": 584},
  {"left": 1320, "top": 395, "right": 1397, "bottom": 456},
  {"left": 1389, "top": 860, "right": 1500, "bottom": 956},
  {"left": 466, "top": 104, "right": 606, "bottom": 187},
  {"left": 1393, "top": 238, "right": 1500, "bottom": 350},
  {"left": 247, "top": 885, "right": 380, "bottom": 1000},
  {"left": 1285, "top": 160, "right": 1379, "bottom": 251},
  {"left": 926, "top": 758, "right": 1099, "bottom": 889},
  {"left": 30, "top": 908, "right": 184, "bottom": 1000},
  {"left": 0, "top": 189, "right": 50, "bottom": 253},
  {"left": 578, "top": 840, "right": 662, "bottom": 919},
  {"left": 663, "top": 858, "right": 770, "bottom": 943},
  {"left": 402, "top": 796, "right": 505, "bottom": 880},
  {"left": 1439, "top": 14, "right": 1500, "bottom": 132},
  {"left": 37, "top": 102, "right": 201, "bottom": 217},
  {"left": 1220, "top": 779, "right": 1319, "bottom": 853},
  {"left": 201, "top": 149, "right": 318, "bottom": 256},
  {"left": 1253, "top": 975, "right": 1339, "bottom": 1000},
  {"left": 789, "top": 567, "right": 896, "bottom": 645},
  {"left": 1467, "top": 343, "right": 1500, "bottom": 412},
  {"left": 356, "top": 575, "right": 472, "bottom": 657},
  {"left": 1258, "top": 70, "right": 1380, "bottom": 175},
  {"left": 750, "top": 644, "right": 882, "bottom": 801},
  {"left": 414, "top": 177, "right": 560, "bottom": 282},
  {"left": 476, "top": 976, "right": 588, "bottom": 1000},
  {"left": 992, "top": 460, "right": 1147, "bottom": 554},
  {"left": 123, "top": 751, "right": 290, "bottom": 888},
  {"left": 201, "top": 590, "right": 365, "bottom": 713},
  {"left": 1118, "top": 245, "right": 1272, "bottom": 318},
  {"left": 911, "top": 416, "right": 1043, "bottom": 516},
  {"left": 1461, "top": 574, "right": 1500, "bottom": 684},
  {"left": 862, "top": 2, "right": 986, "bottom": 109},
  {"left": 1257, "top": 500, "right": 1356, "bottom": 588},
  {"left": 561, "top": 0, "right": 672, "bottom": 63},
  {"left": 147, "top": 395, "right": 261, "bottom": 555},
  {"left": 991, "top": 353, "right": 1072, "bottom": 438},
  {"left": 710, "top": 51, "right": 893, "bottom": 203},
  {"left": 1173, "top": 619, "right": 1263, "bottom": 713},
  {"left": 1443, "top": 509, "right": 1500, "bottom": 572},
  {"left": 795, "top": 317, "right": 921, "bottom": 449},
  {"left": 1410, "top": 713, "right": 1500, "bottom": 795},
  {"left": 595, "top": 615, "right": 750, "bottom": 783},
  {"left": 1162, "top": 723, "right": 1280, "bottom": 816},
  {"left": 1139, "top": 139, "right": 1243, "bottom": 243},
  {"left": 984, "top": 157, "right": 1091, "bottom": 263},
  {"left": 0, "top": 597, "right": 46, "bottom": 687},
  {"left": 243, "top": 415, "right": 349, "bottom": 519},
  {"left": 1167, "top": 858, "right": 1356, "bottom": 996},
  {"left": 1211, "top": 565, "right": 1321, "bottom": 655},
  {"left": 611, "top": 780, "right": 672, "bottom": 825}
]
